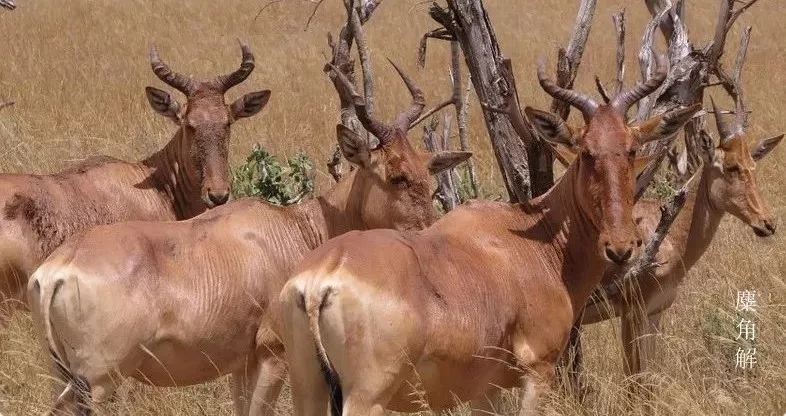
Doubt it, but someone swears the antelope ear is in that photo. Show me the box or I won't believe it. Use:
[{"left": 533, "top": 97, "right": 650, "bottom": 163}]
[
  {"left": 552, "top": 143, "right": 578, "bottom": 168},
  {"left": 145, "top": 86, "right": 181, "bottom": 122},
  {"left": 751, "top": 134, "right": 784, "bottom": 161},
  {"left": 336, "top": 124, "right": 371, "bottom": 167},
  {"left": 524, "top": 107, "right": 576, "bottom": 147},
  {"left": 633, "top": 103, "right": 701, "bottom": 144},
  {"left": 231, "top": 90, "right": 271, "bottom": 119},
  {"left": 428, "top": 151, "right": 472, "bottom": 175}
]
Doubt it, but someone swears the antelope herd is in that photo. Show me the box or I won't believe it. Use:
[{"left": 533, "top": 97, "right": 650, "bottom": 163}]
[{"left": 0, "top": 2, "right": 782, "bottom": 416}]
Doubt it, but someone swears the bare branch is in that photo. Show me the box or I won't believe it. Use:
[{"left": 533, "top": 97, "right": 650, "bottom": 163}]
[
  {"left": 635, "top": 6, "right": 669, "bottom": 123},
  {"left": 327, "top": 145, "right": 343, "bottom": 182},
  {"left": 0, "top": 101, "right": 14, "bottom": 110},
  {"left": 433, "top": 1, "right": 532, "bottom": 202},
  {"left": 423, "top": 116, "right": 460, "bottom": 212},
  {"left": 732, "top": 26, "right": 751, "bottom": 128},
  {"left": 594, "top": 75, "right": 611, "bottom": 104},
  {"left": 347, "top": 0, "right": 375, "bottom": 118},
  {"left": 409, "top": 98, "right": 453, "bottom": 129},
  {"left": 613, "top": 8, "right": 626, "bottom": 96},
  {"left": 726, "top": 0, "right": 760, "bottom": 32},
  {"left": 624, "top": 172, "right": 696, "bottom": 285},
  {"left": 304, "top": 0, "right": 327, "bottom": 31},
  {"left": 452, "top": 41, "right": 478, "bottom": 199},
  {"left": 417, "top": 28, "right": 455, "bottom": 69},
  {"left": 551, "top": 0, "right": 598, "bottom": 120}
]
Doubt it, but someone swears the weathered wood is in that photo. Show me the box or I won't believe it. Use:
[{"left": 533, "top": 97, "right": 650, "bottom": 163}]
[
  {"left": 346, "top": 0, "right": 375, "bottom": 121},
  {"left": 411, "top": 34, "right": 478, "bottom": 199},
  {"left": 551, "top": 0, "right": 597, "bottom": 121},
  {"left": 327, "top": 145, "right": 343, "bottom": 183},
  {"left": 423, "top": 116, "right": 460, "bottom": 212},
  {"left": 0, "top": 0, "right": 16, "bottom": 10},
  {"left": 0, "top": 100, "right": 13, "bottom": 110},
  {"left": 613, "top": 9, "right": 626, "bottom": 96},
  {"left": 451, "top": 41, "right": 478, "bottom": 199},
  {"left": 431, "top": 0, "right": 532, "bottom": 202},
  {"left": 624, "top": 173, "right": 694, "bottom": 285}
]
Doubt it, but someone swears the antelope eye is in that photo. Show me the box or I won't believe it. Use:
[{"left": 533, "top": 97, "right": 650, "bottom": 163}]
[
  {"left": 628, "top": 150, "right": 637, "bottom": 158},
  {"left": 390, "top": 175, "right": 409, "bottom": 187},
  {"left": 725, "top": 165, "right": 741, "bottom": 173}
]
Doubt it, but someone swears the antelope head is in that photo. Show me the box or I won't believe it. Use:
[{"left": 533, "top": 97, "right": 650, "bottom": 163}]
[
  {"left": 525, "top": 56, "right": 699, "bottom": 265},
  {"left": 329, "top": 60, "right": 471, "bottom": 231},
  {"left": 145, "top": 40, "right": 271, "bottom": 208},
  {"left": 701, "top": 97, "right": 783, "bottom": 237}
]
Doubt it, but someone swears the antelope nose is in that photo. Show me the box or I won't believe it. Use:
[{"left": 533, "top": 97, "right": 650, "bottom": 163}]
[
  {"left": 765, "top": 220, "right": 777, "bottom": 234},
  {"left": 605, "top": 246, "right": 633, "bottom": 265},
  {"left": 207, "top": 190, "right": 230, "bottom": 206}
]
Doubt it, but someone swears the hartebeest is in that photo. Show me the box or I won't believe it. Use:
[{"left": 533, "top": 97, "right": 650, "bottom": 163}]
[
  {"left": 0, "top": 42, "right": 270, "bottom": 315},
  {"left": 577, "top": 97, "right": 783, "bottom": 389},
  {"left": 279, "top": 57, "right": 701, "bottom": 415},
  {"left": 27, "top": 60, "right": 471, "bottom": 415}
]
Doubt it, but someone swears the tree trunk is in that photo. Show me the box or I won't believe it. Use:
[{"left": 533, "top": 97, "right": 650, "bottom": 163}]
[{"left": 433, "top": 0, "right": 533, "bottom": 202}]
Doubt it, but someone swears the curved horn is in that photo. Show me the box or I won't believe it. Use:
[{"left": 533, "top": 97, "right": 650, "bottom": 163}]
[
  {"left": 150, "top": 44, "right": 194, "bottom": 95},
  {"left": 387, "top": 59, "right": 425, "bottom": 131},
  {"left": 611, "top": 54, "right": 668, "bottom": 114},
  {"left": 537, "top": 59, "right": 598, "bottom": 121},
  {"left": 326, "top": 62, "right": 389, "bottom": 143},
  {"left": 710, "top": 95, "right": 739, "bottom": 144},
  {"left": 214, "top": 39, "right": 255, "bottom": 93}
]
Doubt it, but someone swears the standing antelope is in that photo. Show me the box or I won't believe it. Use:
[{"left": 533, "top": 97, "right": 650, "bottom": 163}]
[
  {"left": 575, "top": 97, "right": 783, "bottom": 392},
  {"left": 0, "top": 42, "right": 270, "bottom": 316},
  {"left": 27, "top": 61, "right": 471, "bottom": 415},
  {"left": 278, "top": 57, "right": 700, "bottom": 416}
]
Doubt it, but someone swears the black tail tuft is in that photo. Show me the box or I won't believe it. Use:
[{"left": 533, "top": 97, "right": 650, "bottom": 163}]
[
  {"left": 50, "top": 347, "right": 92, "bottom": 415},
  {"left": 317, "top": 346, "right": 343, "bottom": 416}
]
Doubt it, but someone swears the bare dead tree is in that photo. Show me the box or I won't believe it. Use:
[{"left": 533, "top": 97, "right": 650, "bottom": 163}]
[
  {"left": 322, "top": 0, "right": 386, "bottom": 176},
  {"left": 427, "top": 1, "right": 533, "bottom": 202},
  {"left": 415, "top": 34, "right": 479, "bottom": 199},
  {"left": 423, "top": 115, "right": 461, "bottom": 211}
]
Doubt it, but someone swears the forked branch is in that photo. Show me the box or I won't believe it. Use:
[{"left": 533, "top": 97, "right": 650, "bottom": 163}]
[
  {"left": 624, "top": 172, "right": 695, "bottom": 284},
  {"left": 550, "top": 0, "right": 597, "bottom": 121},
  {"left": 423, "top": 115, "right": 461, "bottom": 212}
]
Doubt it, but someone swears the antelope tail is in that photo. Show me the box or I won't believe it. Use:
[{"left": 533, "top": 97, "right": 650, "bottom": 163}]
[
  {"left": 302, "top": 287, "right": 343, "bottom": 416},
  {"left": 41, "top": 279, "right": 67, "bottom": 379},
  {"left": 38, "top": 278, "right": 92, "bottom": 413}
]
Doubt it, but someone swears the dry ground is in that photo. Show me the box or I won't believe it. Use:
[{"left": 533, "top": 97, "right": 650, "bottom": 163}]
[{"left": 0, "top": 0, "right": 784, "bottom": 415}]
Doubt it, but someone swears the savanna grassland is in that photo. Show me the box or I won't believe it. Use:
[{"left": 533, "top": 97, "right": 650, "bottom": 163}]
[{"left": 0, "top": 0, "right": 785, "bottom": 415}]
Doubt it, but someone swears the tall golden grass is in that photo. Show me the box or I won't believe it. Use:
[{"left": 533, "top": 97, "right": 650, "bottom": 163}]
[{"left": 0, "top": 0, "right": 784, "bottom": 415}]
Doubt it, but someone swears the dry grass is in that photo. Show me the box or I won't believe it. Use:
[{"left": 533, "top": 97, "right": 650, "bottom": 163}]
[{"left": 0, "top": 0, "right": 784, "bottom": 415}]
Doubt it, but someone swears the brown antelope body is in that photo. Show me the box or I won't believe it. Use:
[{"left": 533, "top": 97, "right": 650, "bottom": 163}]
[
  {"left": 279, "top": 59, "right": 700, "bottom": 415},
  {"left": 27, "top": 62, "right": 471, "bottom": 415},
  {"left": 0, "top": 42, "right": 270, "bottom": 314},
  {"left": 578, "top": 100, "right": 783, "bottom": 388}
]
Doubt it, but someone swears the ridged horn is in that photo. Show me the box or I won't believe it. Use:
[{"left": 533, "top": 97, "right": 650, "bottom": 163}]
[
  {"left": 149, "top": 44, "right": 194, "bottom": 95},
  {"left": 537, "top": 59, "right": 599, "bottom": 121},
  {"left": 611, "top": 53, "right": 668, "bottom": 114}
]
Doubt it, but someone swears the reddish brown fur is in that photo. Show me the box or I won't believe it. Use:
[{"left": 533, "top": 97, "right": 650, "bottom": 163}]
[
  {"left": 279, "top": 100, "right": 699, "bottom": 415},
  {"left": 27, "top": 63, "right": 471, "bottom": 415},
  {"left": 0, "top": 43, "right": 270, "bottom": 313},
  {"left": 579, "top": 127, "right": 783, "bottom": 396}
]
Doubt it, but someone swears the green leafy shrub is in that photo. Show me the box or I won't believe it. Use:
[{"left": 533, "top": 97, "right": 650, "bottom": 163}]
[{"left": 231, "top": 143, "right": 315, "bottom": 206}]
